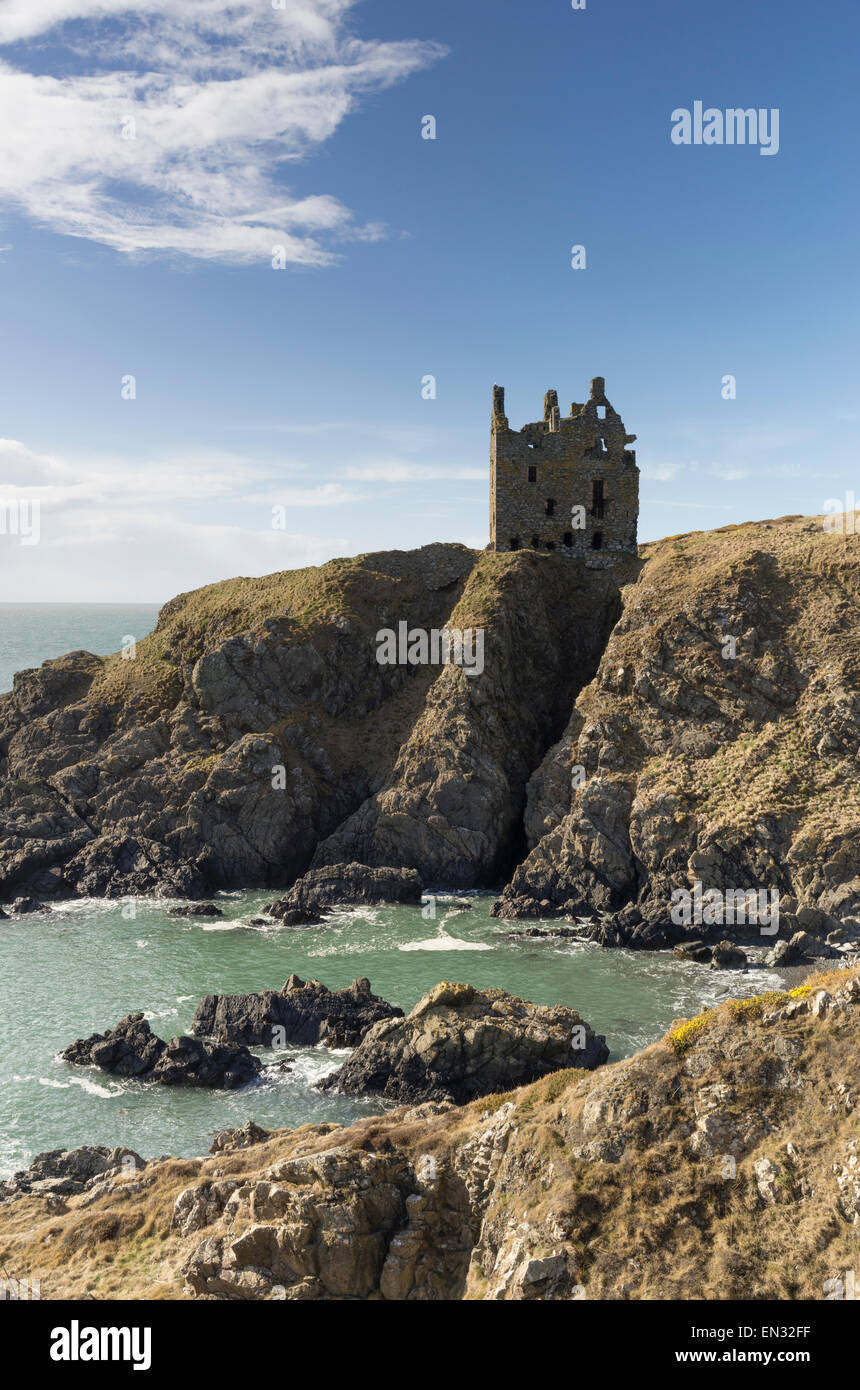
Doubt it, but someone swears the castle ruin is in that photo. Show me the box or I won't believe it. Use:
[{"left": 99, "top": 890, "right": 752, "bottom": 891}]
[{"left": 489, "top": 376, "right": 639, "bottom": 556}]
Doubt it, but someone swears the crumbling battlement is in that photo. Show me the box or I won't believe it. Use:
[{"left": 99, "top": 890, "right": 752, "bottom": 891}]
[{"left": 490, "top": 376, "right": 639, "bottom": 557}]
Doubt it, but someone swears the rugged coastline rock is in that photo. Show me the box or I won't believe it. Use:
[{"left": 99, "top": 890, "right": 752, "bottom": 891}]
[
  {"left": 63, "top": 834, "right": 208, "bottom": 900},
  {"left": 60, "top": 1012, "right": 262, "bottom": 1090},
  {"left": 491, "top": 517, "right": 860, "bottom": 946},
  {"left": 0, "top": 542, "right": 628, "bottom": 903},
  {"left": 5, "top": 965, "right": 857, "bottom": 1300},
  {"left": 0, "top": 1145, "right": 146, "bottom": 1204},
  {"left": 191, "top": 974, "right": 402, "bottom": 1049},
  {"left": 319, "top": 981, "right": 608, "bottom": 1104},
  {"left": 4, "top": 519, "right": 860, "bottom": 946},
  {"left": 265, "top": 862, "right": 423, "bottom": 922}
]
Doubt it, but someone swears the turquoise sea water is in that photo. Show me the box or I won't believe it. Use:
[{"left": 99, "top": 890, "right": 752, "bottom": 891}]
[
  {"left": 0, "top": 607, "right": 787, "bottom": 1178},
  {"left": 0, "top": 894, "right": 786, "bottom": 1179}
]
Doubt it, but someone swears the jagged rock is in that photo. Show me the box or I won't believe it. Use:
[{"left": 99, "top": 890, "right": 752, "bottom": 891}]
[
  {"left": 711, "top": 940, "right": 748, "bottom": 967},
  {"left": 491, "top": 777, "right": 637, "bottom": 921},
  {"left": 766, "top": 939, "right": 797, "bottom": 967},
  {"left": 210, "top": 1121, "right": 272, "bottom": 1155},
  {"left": 153, "top": 1035, "right": 263, "bottom": 1089},
  {"left": 319, "top": 982, "right": 608, "bottom": 1105},
  {"left": 265, "top": 906, "right": 323, "bottom": 926},
  {"left": 827, "top": 918, "right": 860, "bottom": 946},
  {"left": 171, "top": 903, "right": 224, "bottom": 918},
  {"left": 63, "top": 834, "right": 208, "bottom": 899},
  {"left": 192, "top": 974, "right": 401, "bottom": 1049},
  {"left": 795, "top": 906, "right": 839, "bottom": 936},
  {"left": 8, "top": 896, "right": 51, "bottom": 916},
  {"left": 673, "top": 940, "right": 713, "bottom": 963},
  {"left": 182, "top": 1149, "right": 414, "bottom": 1299},
  {"left": 266, "top": 863, "right": 423, "bottom": 920},
  {"left": 61, "top": 1012, "right": 262, "bottom": 1089},
  {"left": 789, "top": 930, "right": 838, "bottom": 960},
  {"left": 173, "top": 1179, "right": 241, "bottom": 1236},
  {"left": 0, "top": 1144, "right": 145, "bottom": 1200}
]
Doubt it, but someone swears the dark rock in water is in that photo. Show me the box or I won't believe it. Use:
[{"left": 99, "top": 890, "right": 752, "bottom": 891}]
[
  {"left": 63, "top": 833, "right": 208, "bottom": 900},
  {"left": 267, "top": 906, "right": 323, "bottom": 926},
  {"left": 0, "top": 907, "right": 7, "bottom": 919},
  {"left": 673, "top": 940, "right": 713, "bottom": 964},
  {"left": 0, "top": 1144, "right": 145, "bottom": 1201},
  {"left": 501, "top": 925, "right": 580, "bottom": 941},
  {"left": 710, "top": 940, "right": 748, "bottom": 967},
  {"left": 171, "top": 902, "right": 224, "bottom": 918},
  {"left": 62, "top": 1012, "right": 166, "bottom": 1077},
  {"left": 8, "top": 896, "right": 50, "bottom": 916},
  {"left": 319, "top": 981, "right": 608, "bottom": 1105},
  {"left": 490, "top": 893, "right": 566, "bottom": 922},
  {"left": 192, "top": 974, "right": 401, "bottom": 1050},
  {"left": 266, "top": 862, "right": 423, "bottom": 921},
  {"left": 673, "top": 939, "right": 747, "bottom": 967},
  {"left": 152, "top": 1034, "right": 262, "bottom": 1089},
  {"left": 61, "top": 1012, "right": 262, "bottom": 1089}
]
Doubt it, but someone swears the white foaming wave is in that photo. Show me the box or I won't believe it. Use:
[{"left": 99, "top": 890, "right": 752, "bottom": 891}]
[
  {"left": 39, "top": 1075, "right": 123, "bottom": 1099},
  {"left": 136, "top": 939, "right": 150, "bottom": 948},
  {"left": 399, "top": 933, "right": 493, "bottom": 952},
  {"left": 324, "top": 906, "right": 380, "bottom": 927},
  {"left": 201, "top": 923, "right": 240, "bottom": 932},
  {"left": 259, "top": 1045, "right": 347, "bottom": 1091}
]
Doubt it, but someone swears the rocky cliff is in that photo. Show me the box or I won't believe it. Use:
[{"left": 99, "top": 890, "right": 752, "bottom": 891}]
[
  {"left": 493, "top": 514, "right": 860, "bottom": 946},
  {"left": 2, "top": 967, "right": 856, "bottom": 1300},
  {"left": 3, "top": 515, "right": 860, "bottom": 950},
  {"left": 0, "top": 542, "right": 629, "bottom": 899}
]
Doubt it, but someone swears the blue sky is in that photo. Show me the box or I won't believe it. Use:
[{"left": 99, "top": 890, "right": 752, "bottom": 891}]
[{"left": 0, "top": 0, "right": 858, "bottom": 601}]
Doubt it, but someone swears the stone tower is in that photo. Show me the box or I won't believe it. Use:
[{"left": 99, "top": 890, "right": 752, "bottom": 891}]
[{"left": 489, "top": 376, "right": 638, "bottom": 556}]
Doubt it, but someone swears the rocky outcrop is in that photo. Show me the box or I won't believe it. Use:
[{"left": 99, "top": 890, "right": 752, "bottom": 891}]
[
  {"left": 5, "top": 519, "right": 860, "bottom": 939},
  {"left": 191, "top": 974, "right": 402, "bottom": 1049},
  {"left": 3, "top": 542, "right": 624, "bottom": 901},
  {"left": 319, "top": 982, "right": 608, "bottom": 1104},
  {"left": 309, "top": 553, "right": 633, "bottom": 888},
  {"left": 265, "top": 862, "right": 423, "bottom": 922},
  {"left": 62, "top": 833, "right": 209, "bottom": 899},
  {"left": 492, "top": 517, "right": 860, "bottom": 947},
  {"left": 0, "top": 1144, "right": 146, "bottom": 1204},
  {"left": 60, "top": 1012, "right": 262, "bottom": 1089},
  {"left": 3, "top": 966, "right": 858, "bottom": 1299}
]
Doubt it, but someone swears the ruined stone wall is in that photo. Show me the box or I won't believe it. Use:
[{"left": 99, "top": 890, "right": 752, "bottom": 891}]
[{"left": 490, "top": 377, "right": 639, "bottom": 556}]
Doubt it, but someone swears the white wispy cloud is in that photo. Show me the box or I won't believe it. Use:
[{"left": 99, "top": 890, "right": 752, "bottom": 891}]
[
  {"left": 342, "top": 460, "right": 486, "bottom": 482},
  {"left": 0, "top": 435, "right": 351, "bottom": 598},
  {"left": 243, "top": 482, "right": 365, "bottom": 506},
  {"left": 0, "top": 1, "right": 444, "bottom": 263}
]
